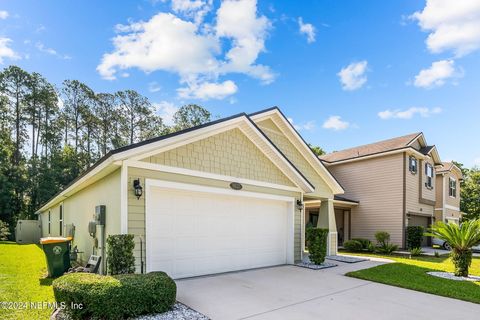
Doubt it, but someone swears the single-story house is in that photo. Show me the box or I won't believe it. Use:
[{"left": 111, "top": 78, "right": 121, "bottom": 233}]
[{"left": 36, "top": 107, "right": 345, "bottom": 279}]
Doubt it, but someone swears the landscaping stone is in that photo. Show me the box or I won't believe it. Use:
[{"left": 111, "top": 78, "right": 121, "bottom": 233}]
[
  {"left": 135, "top": 302, "right": 210, "bottom": 320},
  {"left": 427, "top": 271, "right": 480, "bottom": 282}
]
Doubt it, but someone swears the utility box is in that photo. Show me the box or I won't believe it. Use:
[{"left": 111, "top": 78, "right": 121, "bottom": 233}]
[
  {"left": 15, "top": 220, "right": 41, "bottom": 244},
  {"left": 95, "top": 205, "right": 106, "bottom": 225}
]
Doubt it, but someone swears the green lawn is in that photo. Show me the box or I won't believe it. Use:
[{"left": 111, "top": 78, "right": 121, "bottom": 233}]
[
  {"left": 0, "top": 241, "right": 55, "bottom": 320},
  {"left": 346, "top": 252, "right": 480, "bottom": 304}
]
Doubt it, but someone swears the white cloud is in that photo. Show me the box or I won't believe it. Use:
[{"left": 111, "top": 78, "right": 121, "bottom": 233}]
[
  {"left": 36, "top": 42, "right": 71, "bottom": 60},
  {"left": 337, "top": 61, "right": 368, "bottom": 91},
  {"left": 0, "top": 38, "right": 19, "bottom": 64},
  {"left": 0, "top": 10, "right": 8, "bottom": 19},
  {"left": 378, "top": 107, "right": 442, "bottom": 120},
  {"left": 154, "top": 101, "right": 179, "bottom": 126},
  {"left": 411, "top": 0, "right": 480, "bottom": 57},
  {"left": 298, "top": 17, "right": 316, "bottom": 43},
  {"left": 322, "top": 116, "right": 349, "bottom": 131},
  {"left": 414, "top": 59, "right": 462, "bottom": 88},
  {"left": 171, "top": 0, "right": 212, "bottom": 24},
  {"left": 216, "top": 0, "right": 274, "bottom": 84},
  {"left": 98, "top": 0, "right": 272, "bottom": 99},
  {"left": 177, "top": 79, "right": 238, "bottom": 100},
  {"left": 287, "top": 117, "right": 316, "bottom": 131},
  {"left": 148, "top": 81, "right": 162, "bottom": 93}
]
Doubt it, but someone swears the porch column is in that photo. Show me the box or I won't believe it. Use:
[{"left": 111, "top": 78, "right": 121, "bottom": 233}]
[{"left": 318, "top": 199, "right": 337, "bottom": 255}]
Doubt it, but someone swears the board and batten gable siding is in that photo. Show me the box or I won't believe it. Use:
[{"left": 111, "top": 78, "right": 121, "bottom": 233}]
[
  {"left": 141, "top": 128, "right": 295, "bottom": 187},
  {"left": 40, "top": 204, "right": 61, "bottom": 237},
  {"left": 39, "top": 169, "right": 121, "bottom": 264},
  {"left": 127, "top": 168, "right": 303, "bottom": 273},
  {"left": 405, "top": 153, "right": 434, "bottom": 217},
  {"left": 327, "top": 153, "right": 404, "bottom": 246},
  {"left": 256, "top": 119, "right": 333, "bottom": 198}
]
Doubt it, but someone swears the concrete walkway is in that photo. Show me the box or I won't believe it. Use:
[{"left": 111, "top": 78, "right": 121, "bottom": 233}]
[{"left": 176, "top": 261, "right": 479, "bottom": 320}]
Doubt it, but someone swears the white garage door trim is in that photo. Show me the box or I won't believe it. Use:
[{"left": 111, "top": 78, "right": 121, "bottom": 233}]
[{"left": 145, "top": 179, "right": 296, "bottom": 278}]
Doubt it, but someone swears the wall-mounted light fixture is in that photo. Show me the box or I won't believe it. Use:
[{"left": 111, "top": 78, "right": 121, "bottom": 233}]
[
  {"left": 296, "top": 200, "right": 304, "bottom": 211},
  {"left": 133, "top": 179, "right": 143, "bottom": 199}
]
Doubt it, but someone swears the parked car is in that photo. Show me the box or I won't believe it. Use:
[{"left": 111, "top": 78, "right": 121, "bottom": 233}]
[{"left": 433, "top": 238, "right": 480, "bottom": 252}]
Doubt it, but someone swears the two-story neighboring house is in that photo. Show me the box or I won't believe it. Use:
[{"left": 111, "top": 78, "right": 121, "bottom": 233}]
[
  {"left": 317, "top": 132, "right": 445, "bottom": 248},
  {"left": 435, "top": 162, "right": 463, "bottom": 224}
]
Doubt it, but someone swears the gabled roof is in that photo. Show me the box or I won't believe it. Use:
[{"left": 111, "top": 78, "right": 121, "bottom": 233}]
[
  {"left": 436, "top": 161, "right": 463, "bottom": 179},
  {"left": 37, "top": 110, "right": 317, "bottom": 213},
  {"left": 320, "top": 132, "right": 442, "bottom": 165},
  {"left": 249, "top": 107, "right": 345, "bottom": 195},
  {"left": 320, "top": 132, "right": 421, "bottom": 163}
]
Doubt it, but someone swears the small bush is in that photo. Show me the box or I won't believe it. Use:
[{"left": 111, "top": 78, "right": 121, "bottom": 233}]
[
  {"left": 306, "top": 228, "right": 329, "bottom": 264},
  {"left": 406, "top": 226, "right": 424, "bottom": 249},
  {"left": 366, "top": 242, "right": 376, "bottom": 253},
  {"left": 0, "top": 220, "right": 10, "bottom": 241},
  {"left": 351, "top": 238, "right": 373, "bottom": 250},
  {"left": 434, "top": 251, "right": 440, "bottom": 258},
  {"left": 410, "top": 247, "right": 423, "bottom": 256},
  {"left": 343, "top": 240, "right": 364, "bottom": 252},
  {"left": 53, "top": 272, "right": 176, "bottom": 319},
  {"left": 106, "top": 234, "right": 135, "bottom": 275},
  {"left": 375, "top": 231, "right": 398, "bottom": 255}
]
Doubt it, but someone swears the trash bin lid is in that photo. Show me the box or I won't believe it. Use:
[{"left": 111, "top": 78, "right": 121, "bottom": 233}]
[{"left": 40, "top": 236, "right": 73, "bottom": 244}]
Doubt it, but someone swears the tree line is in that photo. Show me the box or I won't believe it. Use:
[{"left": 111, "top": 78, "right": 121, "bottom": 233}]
[{"left": 0, "top": 65, "right": 212, "bottom": 229}]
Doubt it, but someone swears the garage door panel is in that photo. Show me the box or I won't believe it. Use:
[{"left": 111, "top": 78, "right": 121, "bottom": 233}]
[{"left": 146, "top": 184, "right": 292, "bottom": 279}]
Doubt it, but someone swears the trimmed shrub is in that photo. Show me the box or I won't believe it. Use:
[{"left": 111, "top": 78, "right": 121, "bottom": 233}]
[
  {"left": 306, "top": 228, "right": 329, "bottom": 264},
  {"left": 343, "top": 240, "right": 363, "bottom": 252},
  {"left": 106, "top": 234, "right": 135, "bottom": 275},
  {"left": 406, "top": 226, "right": 424, "bottom": 249},
  {"left": 375, "top": 231, "right": 398, "bottom": 255},
  {"left": 410, "top": 247, "right": 423, "bottom": 256},
  {"left": 53, "top": 272, "right": 176, "bottom": 319},
  {"left": 351, "top": 238, "right": 373, "bottom": 250}
]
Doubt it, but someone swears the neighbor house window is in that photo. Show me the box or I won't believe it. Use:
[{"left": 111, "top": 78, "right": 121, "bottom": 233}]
[
  {"left": 409, "top": 156, "right": 418, "bottom": 174},
  {"left": 449, "top": 177, "right": 457, "bottom": 197},
  {"left": 48, "top": 211, "right": 51, "bottom": 235},
  {"left": 425, "top": 163, "right": 434, "bottom": 189},
  {"left": 59, "top": 205, "right": 63, "bottom": 236}
]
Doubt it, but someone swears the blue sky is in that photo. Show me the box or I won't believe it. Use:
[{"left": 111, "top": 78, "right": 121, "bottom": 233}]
[{"left": 1, "top": 0, "right": 479, "bottom": 167}]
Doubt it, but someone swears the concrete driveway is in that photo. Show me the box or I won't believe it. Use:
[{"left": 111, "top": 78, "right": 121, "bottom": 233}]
[{"left": 177, "top": 260, "right": 480, "bottom": 320}]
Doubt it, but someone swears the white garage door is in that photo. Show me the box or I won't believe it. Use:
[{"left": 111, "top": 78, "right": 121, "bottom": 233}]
[{"left": 145, "top": 180, "right": 294, "bottom": 279}]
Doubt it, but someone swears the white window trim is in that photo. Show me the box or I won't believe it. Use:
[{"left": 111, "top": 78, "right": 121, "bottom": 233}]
[
  {"left": 449, "top": 177, "right": 457, "bottom": 198},
  {"left": 425, "top": 163, "right": 434, "bottom": 189},
  {"left": 409, "top": 156, "right": 418, "bottom": 174}
]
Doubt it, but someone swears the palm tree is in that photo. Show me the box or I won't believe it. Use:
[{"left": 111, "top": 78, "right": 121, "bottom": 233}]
[{"left": 426, "top": 219, "right": 480, "bottom": 277}]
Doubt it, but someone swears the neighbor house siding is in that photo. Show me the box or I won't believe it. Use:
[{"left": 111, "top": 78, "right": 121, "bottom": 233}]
[
  {"left": 127, "top": 167, "right": 303, "bottom": 273},
  {"left": 39, "top": 169, "right": 121, "bottom": 264},
  {"left": 326, "top": 153, "right": 404, "bottom": 246},
  {"left": 445, "top": 173, "right": 461, "bottom": 208},
  {"left": 141, "top": 128, "right": 295, "bottom": 187},
  {"left": 405, "top": 153, "right": 434, "bottom": 217},
  {"left": 256, "top": 119, "right": 333, "bottom": 198}
]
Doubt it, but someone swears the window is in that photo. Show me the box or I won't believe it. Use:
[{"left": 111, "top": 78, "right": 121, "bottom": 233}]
[
  {"left": 48, "top": 211, "right": 51, "bottom": 235},
  {"left": 425, "top": 163, "right": 434, "bottom": 189},
  {"left": 449, "top": 177, "right": 457, "bottom": 197},
  {"left": 409, "top": 156, "right": 418, "bottom": 174},
  {"left": 308, "top": 211, "right": 319, "bottom": 227},
  {"left": 59, "top": 205, "right": 63, "bottom": 236}
]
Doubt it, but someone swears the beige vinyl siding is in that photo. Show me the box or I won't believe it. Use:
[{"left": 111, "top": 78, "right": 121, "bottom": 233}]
[
  {"left": 127, "top": 167, "right": 302, "bottom": 273},
  {"left": 405, "top": 154, "right": 434, "bottom": 216},
  {"left": 435, "top": 173, "right": 444, "bottom": 208},
  {"left": 420, "top": 157, "right": 436, "bottom": 202},
  {"left": 445, "top": 208, "right": 461, "bottom": 220},
  {"left": 256, "top": 119, "right": 333, "bottom": 198},
  {"left": 142, "top": 128, "right": 295, "bottom": 187},
  {"left": 445, "top": 173, "right": 460, "bottom": 208},
  {"left": 327, "top": 153, "right": 404, "bottom": 246},
  {"left": 39, "top": 169, "right": 121, "bottom": 264}
]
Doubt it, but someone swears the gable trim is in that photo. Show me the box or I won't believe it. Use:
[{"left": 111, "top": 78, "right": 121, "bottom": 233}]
[
  {"left": 250, "top": 107, "right": 344, "bottom": 194},
  {"left": 125, "top": 160, "right": 302, "bottom": 192}
]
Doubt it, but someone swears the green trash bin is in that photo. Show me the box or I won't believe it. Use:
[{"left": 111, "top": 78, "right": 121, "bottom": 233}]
[{"left": 40, "top": 237, "right": 72, "bottom": 277}]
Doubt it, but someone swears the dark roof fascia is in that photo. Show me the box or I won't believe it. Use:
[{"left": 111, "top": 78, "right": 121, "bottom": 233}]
[{"left": 334, "top": 195, "right": 359, "bottom": 204}]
